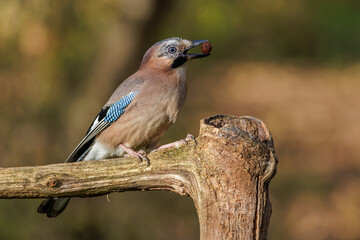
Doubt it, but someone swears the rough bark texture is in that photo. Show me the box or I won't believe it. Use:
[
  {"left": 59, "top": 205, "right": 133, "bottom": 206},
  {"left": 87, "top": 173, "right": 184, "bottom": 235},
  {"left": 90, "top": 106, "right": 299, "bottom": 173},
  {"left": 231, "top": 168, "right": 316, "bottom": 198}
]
[{"left": 0, "top": 115, "right": 278, "bottom": 240}]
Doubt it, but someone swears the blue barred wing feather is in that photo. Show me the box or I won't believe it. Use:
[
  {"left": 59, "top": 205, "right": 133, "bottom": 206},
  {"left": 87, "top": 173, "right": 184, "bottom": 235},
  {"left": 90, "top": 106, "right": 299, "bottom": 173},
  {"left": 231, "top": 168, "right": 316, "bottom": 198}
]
[{"left": 104, "top": 91, "right": 138, "bottom": 123}]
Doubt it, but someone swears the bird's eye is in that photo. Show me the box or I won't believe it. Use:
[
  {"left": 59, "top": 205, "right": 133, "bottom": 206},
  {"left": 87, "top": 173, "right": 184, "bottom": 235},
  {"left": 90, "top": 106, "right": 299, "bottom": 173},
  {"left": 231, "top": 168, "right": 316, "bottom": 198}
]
[{"left": 168, "top": 47, "right": 177, "bottom": 54}]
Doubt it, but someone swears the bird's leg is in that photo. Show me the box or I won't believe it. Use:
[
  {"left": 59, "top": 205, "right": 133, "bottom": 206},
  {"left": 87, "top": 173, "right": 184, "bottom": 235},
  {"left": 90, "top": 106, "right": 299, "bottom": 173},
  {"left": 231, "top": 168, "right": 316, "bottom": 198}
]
[
  {"left": 119, "top": 144, "right": 150, "bottom": 166},
  {"left": 156, "top": 134, "right": 197, "bottom": 151}
]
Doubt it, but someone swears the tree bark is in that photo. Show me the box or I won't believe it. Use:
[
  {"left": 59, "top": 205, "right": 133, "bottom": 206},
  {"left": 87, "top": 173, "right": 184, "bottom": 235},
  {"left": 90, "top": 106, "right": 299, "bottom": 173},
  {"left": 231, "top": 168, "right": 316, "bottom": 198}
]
[{"left": 0, "top": 115, "right": 278, "bottom": 240}]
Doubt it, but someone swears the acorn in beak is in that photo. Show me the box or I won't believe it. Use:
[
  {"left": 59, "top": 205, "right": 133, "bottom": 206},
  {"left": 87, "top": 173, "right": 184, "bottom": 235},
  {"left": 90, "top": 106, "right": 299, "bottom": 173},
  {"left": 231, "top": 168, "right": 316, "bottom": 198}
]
[{"left": 184, "top": 39, "right": 212, "bottom": 60}]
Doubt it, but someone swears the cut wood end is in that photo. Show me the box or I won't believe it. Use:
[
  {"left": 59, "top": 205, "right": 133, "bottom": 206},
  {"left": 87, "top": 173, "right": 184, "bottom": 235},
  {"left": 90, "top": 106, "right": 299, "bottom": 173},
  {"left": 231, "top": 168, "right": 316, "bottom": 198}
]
[{"left": 200, "top": 114, "right": 273, "bottom": 143}]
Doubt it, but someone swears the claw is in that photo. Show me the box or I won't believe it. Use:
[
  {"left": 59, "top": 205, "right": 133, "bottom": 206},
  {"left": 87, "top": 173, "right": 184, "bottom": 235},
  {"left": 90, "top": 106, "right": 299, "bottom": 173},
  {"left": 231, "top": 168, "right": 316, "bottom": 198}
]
[
  {"left": 185, "top": 134, "right": 197, "bottom": 144},
  {"left": 137, "top": 150, "right": 150, "bottom": 166},
  {"left": 119, "top": 144, "right": 150, "bottom": 167}
]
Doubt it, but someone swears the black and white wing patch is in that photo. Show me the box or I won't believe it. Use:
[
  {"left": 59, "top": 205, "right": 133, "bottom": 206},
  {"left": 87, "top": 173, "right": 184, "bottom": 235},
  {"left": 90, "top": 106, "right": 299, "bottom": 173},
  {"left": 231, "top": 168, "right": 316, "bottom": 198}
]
[{"left": 65, "top": 91, "right": 138, "bottom": 163}]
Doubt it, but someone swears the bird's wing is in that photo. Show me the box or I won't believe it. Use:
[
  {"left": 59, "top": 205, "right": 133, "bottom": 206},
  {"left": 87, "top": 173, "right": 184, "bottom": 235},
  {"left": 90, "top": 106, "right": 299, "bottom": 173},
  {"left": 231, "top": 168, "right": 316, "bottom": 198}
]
[{"left": 65, "top": 91, "right": 138, "bottom": 163}]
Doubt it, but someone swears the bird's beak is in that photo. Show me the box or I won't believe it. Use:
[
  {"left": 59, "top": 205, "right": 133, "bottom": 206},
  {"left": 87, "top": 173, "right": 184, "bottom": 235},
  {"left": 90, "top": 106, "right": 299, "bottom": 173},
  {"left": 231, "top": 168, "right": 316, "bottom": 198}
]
[{"left": 184, "top": 39, "right": 211, "bottom": 60}]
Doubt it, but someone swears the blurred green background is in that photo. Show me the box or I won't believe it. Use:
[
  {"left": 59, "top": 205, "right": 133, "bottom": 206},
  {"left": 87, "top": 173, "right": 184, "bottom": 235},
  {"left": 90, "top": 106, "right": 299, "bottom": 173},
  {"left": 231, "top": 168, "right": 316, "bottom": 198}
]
[{"left": 1, "top": 0, "right": 360, "bottom": 239}]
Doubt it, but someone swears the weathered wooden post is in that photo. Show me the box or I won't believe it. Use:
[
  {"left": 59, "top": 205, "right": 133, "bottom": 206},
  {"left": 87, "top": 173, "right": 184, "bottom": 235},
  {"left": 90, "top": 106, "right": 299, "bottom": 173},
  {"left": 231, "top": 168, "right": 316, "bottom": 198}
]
[{"left": 0, "top": 115, "right": 277, "bottom": 240}]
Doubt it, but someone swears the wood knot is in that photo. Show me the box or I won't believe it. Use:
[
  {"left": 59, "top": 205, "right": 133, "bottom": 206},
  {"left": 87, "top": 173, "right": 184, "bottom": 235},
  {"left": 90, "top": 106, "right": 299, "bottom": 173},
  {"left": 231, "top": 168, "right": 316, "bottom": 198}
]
[{"left": 47, "top": 178, "right": 61, "bottom": 188}]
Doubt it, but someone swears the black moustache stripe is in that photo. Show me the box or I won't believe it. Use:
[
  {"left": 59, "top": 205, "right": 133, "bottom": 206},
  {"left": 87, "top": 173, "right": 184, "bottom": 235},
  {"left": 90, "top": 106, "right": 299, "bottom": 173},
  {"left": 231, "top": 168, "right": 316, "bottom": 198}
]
[{"left": 171, "top": 56, "right": 187, "bottom": 68}]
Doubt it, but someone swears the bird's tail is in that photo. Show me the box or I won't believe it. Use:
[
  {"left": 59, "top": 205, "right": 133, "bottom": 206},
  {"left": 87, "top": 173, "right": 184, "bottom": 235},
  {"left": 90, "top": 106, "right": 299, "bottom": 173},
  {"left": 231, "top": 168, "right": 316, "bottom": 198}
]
[{"left": 37, "top": 197, "right": 70, "bottom": 218}]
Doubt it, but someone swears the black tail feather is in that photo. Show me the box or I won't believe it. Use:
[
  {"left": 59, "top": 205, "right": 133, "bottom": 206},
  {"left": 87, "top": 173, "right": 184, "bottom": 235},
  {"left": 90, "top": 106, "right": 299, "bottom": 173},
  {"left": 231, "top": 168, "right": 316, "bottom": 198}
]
[{"left": 37, "top": 198, "right": 71, "bottom": 218}]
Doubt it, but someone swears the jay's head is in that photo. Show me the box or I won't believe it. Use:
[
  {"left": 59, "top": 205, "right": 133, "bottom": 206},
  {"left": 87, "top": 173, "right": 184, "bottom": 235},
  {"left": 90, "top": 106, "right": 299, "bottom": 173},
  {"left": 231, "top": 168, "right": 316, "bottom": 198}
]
[{"left": 140, "top": 37, "right": 210, "bottom": 71}]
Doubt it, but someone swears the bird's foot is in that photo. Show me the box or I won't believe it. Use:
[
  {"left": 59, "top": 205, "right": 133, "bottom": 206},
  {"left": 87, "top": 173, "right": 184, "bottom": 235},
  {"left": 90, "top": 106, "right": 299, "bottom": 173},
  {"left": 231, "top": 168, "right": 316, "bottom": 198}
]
[
  {"left": 119, "top": 144, "right": 150, "bottom": 166},
  {"left": 156, "top": 134, "right": 197, "bottom": 151}
]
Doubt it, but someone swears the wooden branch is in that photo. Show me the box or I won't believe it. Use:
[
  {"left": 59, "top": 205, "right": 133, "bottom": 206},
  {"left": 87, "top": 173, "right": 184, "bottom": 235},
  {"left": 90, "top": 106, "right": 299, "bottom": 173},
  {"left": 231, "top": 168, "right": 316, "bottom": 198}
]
[{"left": 0, "top": 115, "right": 278, "bottom": 240}]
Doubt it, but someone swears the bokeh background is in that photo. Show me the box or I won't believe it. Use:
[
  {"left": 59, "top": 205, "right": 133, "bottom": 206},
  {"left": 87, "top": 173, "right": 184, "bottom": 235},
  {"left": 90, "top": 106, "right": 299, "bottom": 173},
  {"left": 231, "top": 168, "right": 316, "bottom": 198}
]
[{"left": 1, "top": 0, "right": 360, "bottom": 239}]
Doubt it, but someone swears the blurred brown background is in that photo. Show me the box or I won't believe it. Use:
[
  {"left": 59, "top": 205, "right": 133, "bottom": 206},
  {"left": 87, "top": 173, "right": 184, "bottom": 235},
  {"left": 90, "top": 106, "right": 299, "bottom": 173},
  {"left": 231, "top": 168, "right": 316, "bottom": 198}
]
[{"left": 1, "top": 0, "right": 360, "bottom": 239}]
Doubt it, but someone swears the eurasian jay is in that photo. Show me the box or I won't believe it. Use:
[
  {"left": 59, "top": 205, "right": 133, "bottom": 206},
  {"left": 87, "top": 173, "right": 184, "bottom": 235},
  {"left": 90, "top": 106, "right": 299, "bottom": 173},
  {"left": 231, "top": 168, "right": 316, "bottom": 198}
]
[{"left": 37, "top": 37, "right": 211, "bottom": 217}]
